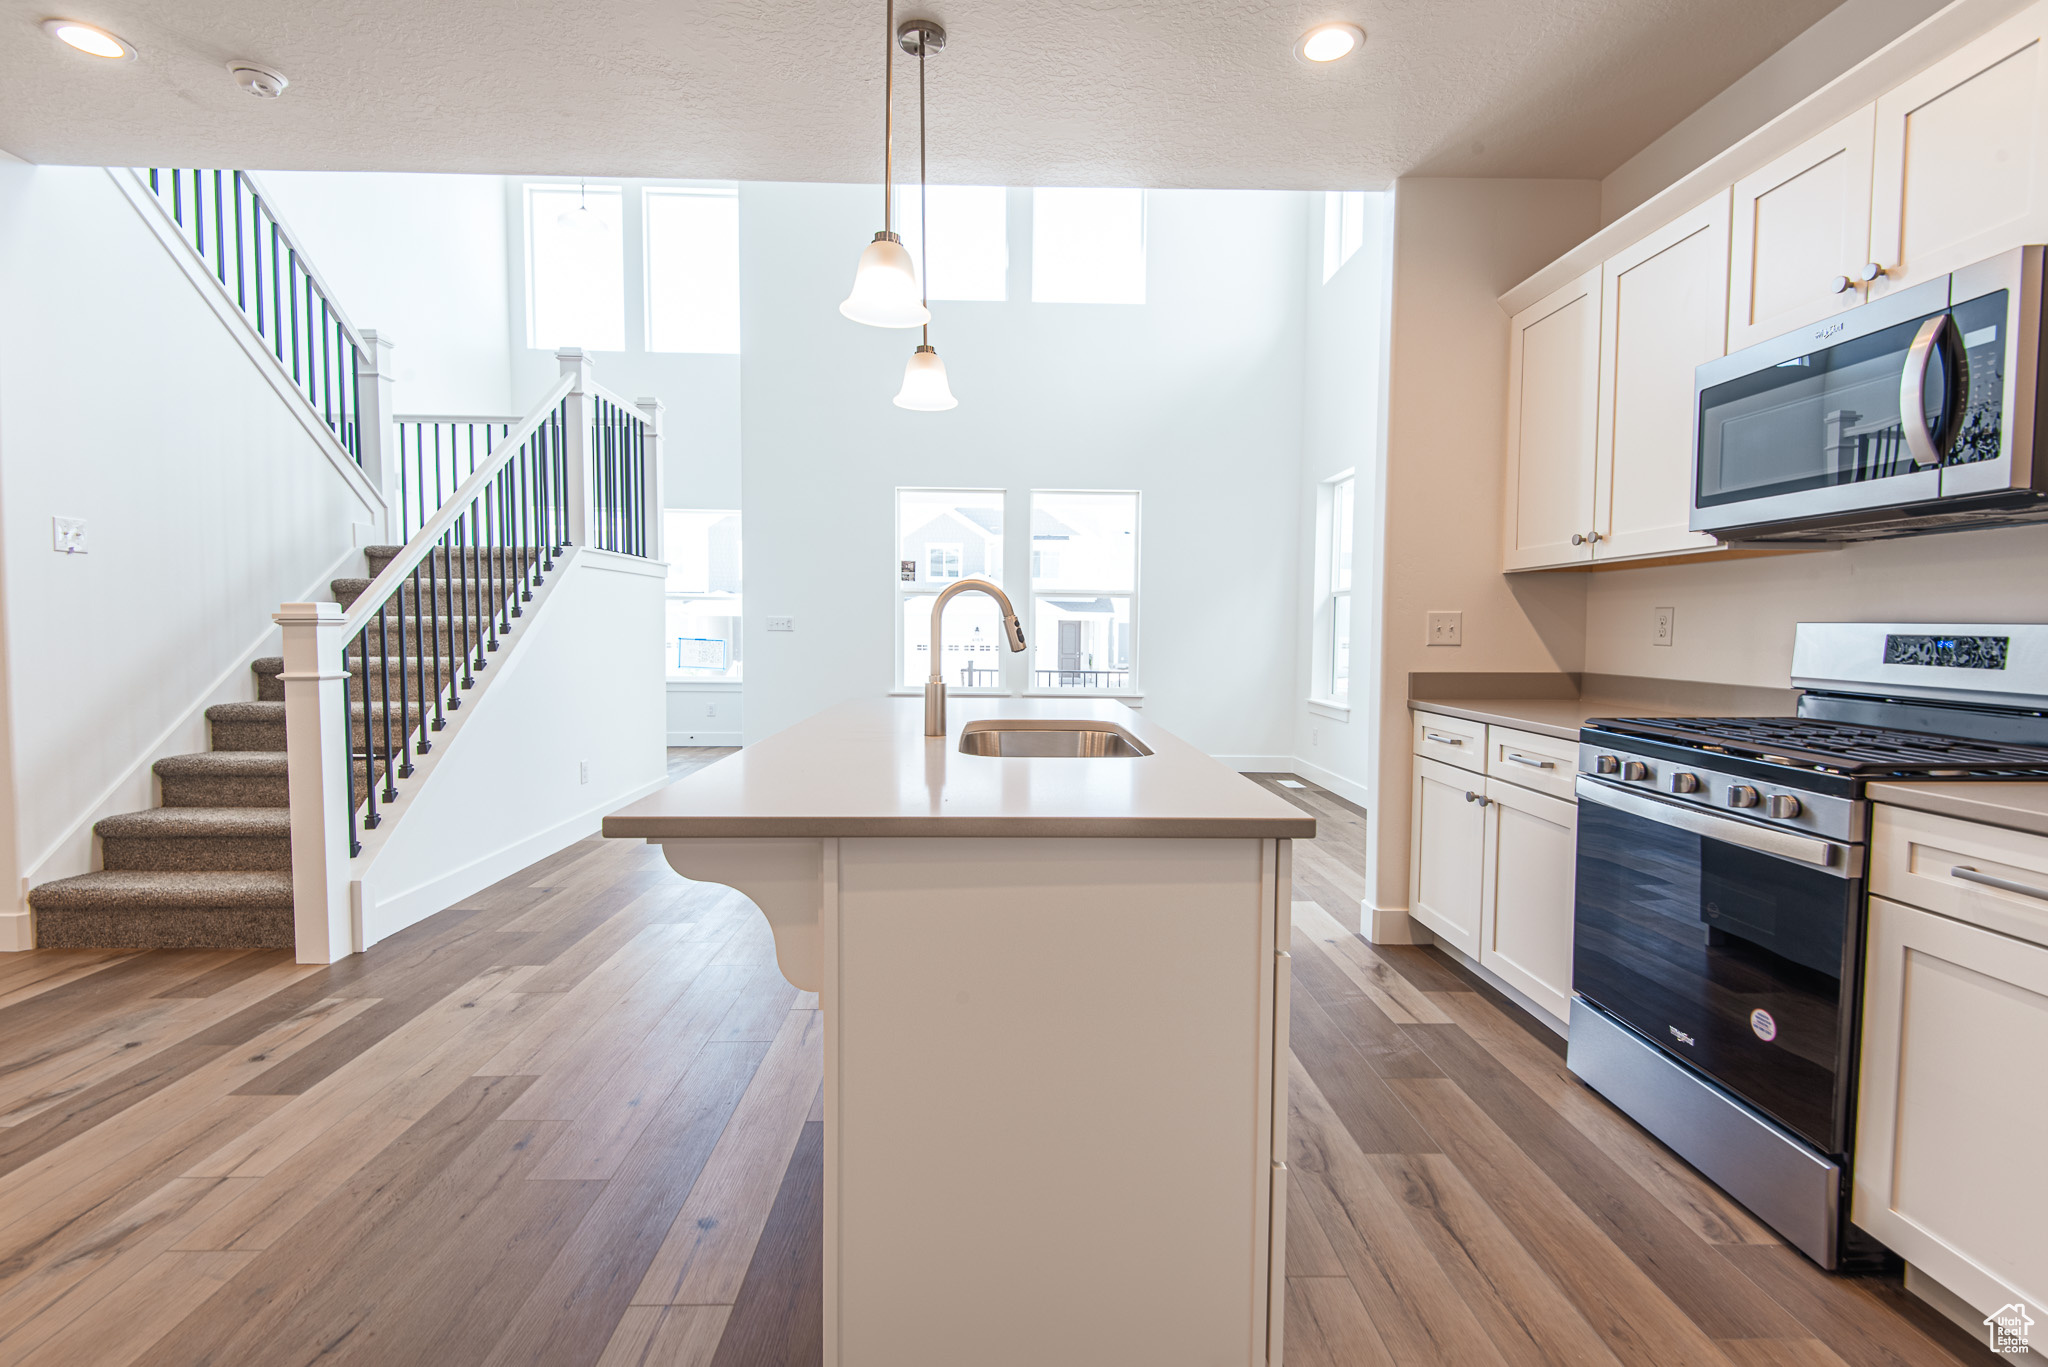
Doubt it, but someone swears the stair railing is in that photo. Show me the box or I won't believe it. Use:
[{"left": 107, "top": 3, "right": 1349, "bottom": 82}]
[{"left": 275, "top": 348, "right": 663, "bottom": 963}]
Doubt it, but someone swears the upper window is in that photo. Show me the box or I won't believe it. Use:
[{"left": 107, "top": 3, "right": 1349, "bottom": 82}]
[
  {"left": 897, "top": 489, "right": 1006, "bottom": 690},
  {"left": 1322, "top": 191, "right": 1367, "bottom": 283},
  {"left": 1031, "top": 189, "right": 1146, "bottom": 304},
  {"left": 526, "top": 184, "right": 625, "bottom": 351},
  {"left": 1030, "top": 491, "right": 1138, "bottom": 692},
  {"left": 666, "top": 509, "right": 742, "bottom": 681},
  {"left": 1319, "top": 473, "right": 1355, "bottom": 702},
  {"left": 645, "top": 187, "right": 740, "bottom": 354},
  {"left": 894, "top": 185, "right": 1009, "bottom": 301}
]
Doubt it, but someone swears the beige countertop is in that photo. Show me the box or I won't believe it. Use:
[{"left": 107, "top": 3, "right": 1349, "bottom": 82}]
[
  {"left": 1868, "top": 781, "right": 2048, "bottom": 838},
  {"left": 1408, "top": 673, "right": 1801, "bottom": 741},
  {"left": 604, "top": 696, "right": 1315, "bottom": 840}
]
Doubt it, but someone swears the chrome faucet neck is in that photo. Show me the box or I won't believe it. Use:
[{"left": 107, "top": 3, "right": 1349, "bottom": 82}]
[{"left": 924, "top": 578, "right": 1026, "bottom": 735}]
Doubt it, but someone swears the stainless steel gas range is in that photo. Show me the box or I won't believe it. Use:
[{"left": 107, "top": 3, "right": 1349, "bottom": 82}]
[{"left": 1566, "top": 622, "right": 2048, "bottom": 1270}]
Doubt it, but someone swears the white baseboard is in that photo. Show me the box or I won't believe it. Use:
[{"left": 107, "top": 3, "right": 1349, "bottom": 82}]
[
  {"left": 669, "top": 730, "right": 743, "bottom": 747},
  {"left": 1423, "top": 934, "right": 1569, "bottom": 1038},
  {"left": 0, "top": 910, "right": 31, "bottom": 953},
  {"left": 1364, "top": 897, "right": 1423, "bottom": 945},
  {"left": 1216, "top": 755, "right": 1295, "bottom": 772},
  {"left": 358, "top": 769, "right": 671, "bottom": 947},
  {"left": 1286, "top": 757, "right": 1372, "bottom": 809}
]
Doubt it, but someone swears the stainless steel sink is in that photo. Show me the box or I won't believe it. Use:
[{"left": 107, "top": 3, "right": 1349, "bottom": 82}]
[{"left": 957, "top": 719, "right": 1154, "bottom": 758}]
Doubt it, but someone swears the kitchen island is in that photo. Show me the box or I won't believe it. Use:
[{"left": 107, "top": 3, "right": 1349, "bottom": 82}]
[{"left": 604, "top": 697, "right": 1311, "bottom": 1367}]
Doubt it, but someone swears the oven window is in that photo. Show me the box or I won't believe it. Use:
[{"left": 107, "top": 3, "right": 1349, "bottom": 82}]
[{"left": 1572, "top": 796, "right": 1859, "bottom": 1152}]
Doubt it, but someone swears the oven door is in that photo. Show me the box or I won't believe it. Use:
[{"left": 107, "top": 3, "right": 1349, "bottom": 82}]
[{"left": 1571, "top": 778, "right": 1863, "bottom": 1155}]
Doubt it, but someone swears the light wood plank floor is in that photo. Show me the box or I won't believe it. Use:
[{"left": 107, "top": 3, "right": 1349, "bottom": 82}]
[{"left": 0, "top": 755, "right": 1993, "bottom": 1366}]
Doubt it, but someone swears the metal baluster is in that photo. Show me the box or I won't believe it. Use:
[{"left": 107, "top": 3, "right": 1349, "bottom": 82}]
[
  {"left": 212, "top": 170, "right": 226, "bottom": 283},
  {"left": 250, "top": 190, "right": 264, "bottom": 338},
  {"left": 394, "top": 568, "right": 415, "bottom": 776},
  {"left": 376, "top": 599, "right": 397, "bottom": 802},
  {"left": 232, "top": 172, "right": 246, "bottom": 309},
  {"left": 454, "top": 510, "right": 475, "bottom": 688},
  {"left": 287, "top": 249, "right": 301, "bottom": 382},
  {"left": 351, "top": 636, "right": 377, "bottom": 836},
  {"left": 516, "top": 436, "right": 532, "bottom": 605},
  {"left": 428, "top": 530, "right": 445, "bottom": 730},
  {"left": 496, "top": 476, "right": 511, "bottom": 632},
  {"left": 170, "top": 168, "right": 181, "bottom": 226},
  {"left": 319, "top": 298, "right": 333, "bottom": 431},
  {"left": 481, "top": 489, "right": 499, "bottom": 653},
  {"left": 408, "top": 565, "right": 429, "bottom": 758},
  {"left": 270, "top": 224, "right": 284, "bottom": 361},
  {"left": 192, "top": 168, "right": 205, "bottom": 259}
]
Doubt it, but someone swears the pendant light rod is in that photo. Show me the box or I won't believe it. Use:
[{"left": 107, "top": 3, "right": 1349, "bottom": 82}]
[
  {"left": 918, "top": 33, "right": 928, "bottom": 344},
  {"left": 883, "top": 0, "right": 894, "bottom": 232}
]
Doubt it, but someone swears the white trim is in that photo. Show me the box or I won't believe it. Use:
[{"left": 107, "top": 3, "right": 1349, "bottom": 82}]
[
  {"left": 1216, "top": 755, "right": 1297, "bottom": 772},
  {"left": 668, "top": 729, "right": 744, "bottom": 746},
  {"left": 1287, "top": 756, "right": 1372, "bottom": 810},
  {"left": 1424, "top": 936, "right": 1570, "bottom": 1038},
  {"left": 1305, "top": 698, "right": 1351, "bottom": 721},
  {"left": 1021, "top": 689, "right": 1144, "bottom": 705},
  {"left": 1362, "top": 894, "right": 1423, "bottom": 946},
  {"left": 106, "top": 169, "right": 386, "bottom": 519},
  {"left": 669, "top": 679, "right": 744, "bottom": 693}
]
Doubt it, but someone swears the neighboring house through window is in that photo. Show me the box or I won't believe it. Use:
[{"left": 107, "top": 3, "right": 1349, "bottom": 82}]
[
  {"left": 1030, "top": 490, "right": 1138, "bottom": 692},
  {"left": 666, "top": 509, "right": 742, "bottom": 681},
  {"left": 897, "top": 489, "right": 1005, "bottom": 689}
]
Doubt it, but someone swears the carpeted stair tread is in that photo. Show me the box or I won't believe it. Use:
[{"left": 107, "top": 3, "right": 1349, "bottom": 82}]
[
  {"left": 29, "top": 869, "right": 293, "bottom": 910},
  {"left": 155, "top": 751, "right": 288, "bottom": 777},
  {"left": 96, "top": 807, "right": 290, "bottom": 839},
  {"left": 209, "top": 701, "right": 425, "bottom": 722}
]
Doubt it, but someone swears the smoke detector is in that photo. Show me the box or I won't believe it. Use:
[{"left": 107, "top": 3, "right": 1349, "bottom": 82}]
[{"left": 228, "top": 61, "right": 288, "bottom": 97}]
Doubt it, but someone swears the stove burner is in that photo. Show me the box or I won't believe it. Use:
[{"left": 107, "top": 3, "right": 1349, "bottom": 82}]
[{"left": 1590, "top": 716, "right": 2048, "bottom": 778}]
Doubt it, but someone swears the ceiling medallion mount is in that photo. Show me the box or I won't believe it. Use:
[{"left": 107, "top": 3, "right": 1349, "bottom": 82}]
[{"left": 896, "top": 19, "right": 946, "bottom": 57}]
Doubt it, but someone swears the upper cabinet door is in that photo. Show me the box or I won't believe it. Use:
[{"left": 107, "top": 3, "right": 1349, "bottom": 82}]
[
  {"left": 1729, "top": 106, "right": 1877, "bottom": 351},
  {"left": 1502, "top": 267, "right": 1601, "bottom": 571},
  {"left": 1593, "top": 191, "right": 1730, "bottom": 563},
  {"left": 1871, "top": 2, "right": 2048, "bottom": 295}
]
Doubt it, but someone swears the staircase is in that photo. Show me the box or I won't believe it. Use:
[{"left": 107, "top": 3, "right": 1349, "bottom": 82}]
[{"left": 27, "top": 546, "right": 486, "bottom": 949}]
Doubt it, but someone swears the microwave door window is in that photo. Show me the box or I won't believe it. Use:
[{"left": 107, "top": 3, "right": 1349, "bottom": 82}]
[{"left": 1697, "top": 310, "right": 1950, "bottom": 507}]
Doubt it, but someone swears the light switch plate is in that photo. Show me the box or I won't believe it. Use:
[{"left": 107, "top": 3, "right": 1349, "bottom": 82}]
[
  {"left": 578, "top": 760, "right": 589, "bottom": 785},
  {"left": 1426, "top": 611, "right": 1463, "bottom": 646},
  {"left": 1653, "top": 607, "right": 1675, "bottom": 647},
  {"left": 52, "top": 516, "right": 87, "bottom": 554},
  {"left": 766, "top": 617, "right": 794, "bottom": 633}
]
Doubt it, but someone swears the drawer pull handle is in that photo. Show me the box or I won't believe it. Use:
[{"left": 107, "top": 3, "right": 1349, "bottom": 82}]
[
  {"left": 1425, "top": 732, "right": 1464, "bottom": 745},
  {"left": 1505, "top": 753, "right": 1556, "bottom": 769},
  {"left": 1464, "top": 791, "right": 1493, "bottom": 807},
  {"left": 1951, "top": 865, "right": 2048, "bottom": 903}
]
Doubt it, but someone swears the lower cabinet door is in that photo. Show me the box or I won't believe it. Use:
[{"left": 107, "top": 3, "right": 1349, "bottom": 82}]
[
  {"left": 1410, "top": 756, "right": 1488, "bottom": 956},
  {"left": 1853, "top": 895, "right": 2048, "bottom": 1319},
  {"left": 1478, "top": 778, "right": 1577, "bottom": 1023}
]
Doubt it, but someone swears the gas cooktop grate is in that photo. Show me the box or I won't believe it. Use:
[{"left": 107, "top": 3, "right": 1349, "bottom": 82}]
[{"left": 1590, "top": 716, "right": 2048, "bottom": 777}]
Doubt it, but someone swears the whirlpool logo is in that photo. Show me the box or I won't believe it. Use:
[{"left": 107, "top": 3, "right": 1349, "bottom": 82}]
[{"left": 1669, "top": 1026, "right": 1697, "bottom": 1047}]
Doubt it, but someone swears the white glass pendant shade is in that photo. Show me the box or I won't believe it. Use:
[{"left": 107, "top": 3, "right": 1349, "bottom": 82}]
[
  {"left": 841, "top": 232, "right": 930, "bottom": 328},
  {"left": 894, "top": 344, "right": 957, "bottom": 410}
]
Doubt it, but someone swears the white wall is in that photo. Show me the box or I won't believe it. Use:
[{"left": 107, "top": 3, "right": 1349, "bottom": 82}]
[
  {"left": 1363, "top": 178, "right": 1602, "bottom": 937},
  {"left": 738, "top": 183, "right": 1308, "bottom": 759},
  {"left": 1292, "top": 193, "right": 1391, "bottom": 806},
  {"left": 0, "top": 163, "right": 381, "bottom": 947}
]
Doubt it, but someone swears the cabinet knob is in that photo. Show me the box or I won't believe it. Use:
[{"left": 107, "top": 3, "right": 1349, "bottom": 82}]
[
  {"left": 1571, "top": 533, "right": 1586, "bottom": 545},
  {"left": 1831, "top": 274, "right": 1854, "bottom": 294},
  {"left": 1856, "top": 261, "right": 1887, "bottom": 283},
  {"left": 1463, "top": 790, "right": 1492, "bottom": 807}
]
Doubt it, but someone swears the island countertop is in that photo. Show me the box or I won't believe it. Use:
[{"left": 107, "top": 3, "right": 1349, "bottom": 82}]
[{"left": 602, "top": 696, "right": 1315, "bottom": 840}]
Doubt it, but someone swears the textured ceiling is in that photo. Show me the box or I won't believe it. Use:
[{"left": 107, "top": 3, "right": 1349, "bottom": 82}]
[{"left": 0, "top": 0, "right": 1842, "bottom": 187}]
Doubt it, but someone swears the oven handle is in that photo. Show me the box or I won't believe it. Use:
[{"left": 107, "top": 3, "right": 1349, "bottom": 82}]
[{"left": 1575, "top": 777, "right": 1857, "bottom": 875}]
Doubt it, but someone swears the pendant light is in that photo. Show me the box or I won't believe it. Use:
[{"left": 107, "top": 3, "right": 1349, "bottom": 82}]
[
  {"left": 840, "top": 0, "right": 929, "bottom": 328},
  {"left": 893, "top": 19, "right": 958, "bottom": 411},
  {"left": 557, "top": 181, "right": 606, "bottom": 235}
]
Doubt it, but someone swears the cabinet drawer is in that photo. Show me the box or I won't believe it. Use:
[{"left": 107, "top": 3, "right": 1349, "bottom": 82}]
[
  {"left": 1485, "top": 725, "right": 1578, "bottom": 801},
  {"left": 1872, "top": 804, "right": 2048, "bottom": 948},
  {"left": 1413, "top": 711, "right": 1486, "bottom": 773}
]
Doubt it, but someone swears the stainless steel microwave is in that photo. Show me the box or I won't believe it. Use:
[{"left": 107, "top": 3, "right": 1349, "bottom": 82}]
[{"left": 1691, "top": 246, "right": 2048, "bottom": 542}]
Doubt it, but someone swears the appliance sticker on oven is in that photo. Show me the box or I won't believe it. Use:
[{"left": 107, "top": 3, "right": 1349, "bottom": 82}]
[{"left": 1750, "top": 1008, "right": 1778, "bottom": 1043}]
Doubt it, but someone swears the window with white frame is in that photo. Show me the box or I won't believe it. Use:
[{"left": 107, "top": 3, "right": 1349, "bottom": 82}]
[
  {"left": 1319, "top": 473, "right": 1355, "bottom": 702},
  {"left": 1031, "top": 189, "right": 1146, "bottom": 304},
  {"left": 525, "top": 183, "right": 625, "bottom": 350},
  {"left": 645, "top": 187, "right": 740, "bottom": 353},
  {"left": 666, "top": 509, "right": 742, "bottom": 681},
  {"left": 1322, "top": 191, "right": 1366, "bottom": 283},
  {"left": 893, "top": 185, "right": 1009, "bottom": 301},
  {"left": 1030, "top": 491, "right": 1137, "bottom": 691},
  {"left": 897, "top": 489, "right": 1005, "bottom": 689}
]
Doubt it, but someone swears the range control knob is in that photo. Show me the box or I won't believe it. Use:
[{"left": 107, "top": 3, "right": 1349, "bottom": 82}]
[
  {"left": 1671, "top": 772, "right": 1701, "bottom": 794},
  {"left": 1766, "top": 794, "right": 1803, "bottom": 819},
  {"left": 1728, "top": 785, "right": 1760, "bottom": 809},
  {"left": 1622, "top": 760, "right": 1650, "bottom": 781},
  {"left": 1595, "top": 754, "right": 1620, "bottom": 775}
]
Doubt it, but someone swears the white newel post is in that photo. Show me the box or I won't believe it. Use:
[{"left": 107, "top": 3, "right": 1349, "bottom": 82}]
[
  {"left": 355, "top": 330, "right": 399, "bottom": 539},
  {"left": 275, "top": 603, "right": 356, "bottom": 964},
  {"left": 558, "top": 347, "right": 594, "bottom": 548},
  {"left": 636, "top": 396, "right": 665, "bottom": 562}
]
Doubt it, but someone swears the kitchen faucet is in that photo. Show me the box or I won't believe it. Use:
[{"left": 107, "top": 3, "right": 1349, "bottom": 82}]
[{"left": 926, "top": 578, "right": 1027, "bottom": 736}]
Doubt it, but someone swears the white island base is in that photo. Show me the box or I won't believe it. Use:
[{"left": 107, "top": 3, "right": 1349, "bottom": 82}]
[{"left": 654, "top": 833, "right": 1292, "bottom": 1367}]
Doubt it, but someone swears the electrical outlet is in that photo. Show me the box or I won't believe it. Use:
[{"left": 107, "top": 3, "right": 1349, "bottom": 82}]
[
  {"left": 1311, "top": 727, "right": 1321, "bottom": 747},
  {"left": 705, "top": 703, "right": 718, "bottom": 718},
  {"left": 1426, "top": 611, "right": 1463, "bottom": 647},
  {"left": 766, "top": 616, "right": 794, "bottom": 633},
  {"left": 578, "top": 760, "right": 589, "bottom": 785},
  {"left": 52, "top": 516, "right": 87, "bottom": 554},
  {"left": 1653, "top": 607, "right": 1675, "bottom": 647}
]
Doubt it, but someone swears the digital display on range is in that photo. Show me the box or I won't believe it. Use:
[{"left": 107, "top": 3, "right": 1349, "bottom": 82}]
[{"left": 1883, "top": 634, "right": 2010, "bottom": 670}]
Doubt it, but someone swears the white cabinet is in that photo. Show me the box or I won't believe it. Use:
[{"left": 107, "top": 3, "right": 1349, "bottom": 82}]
[
  {"left": 1479, "top": 776, "right": 1578, "bottom": 1020},
  {"left": 1593, "top": 192, "right": 1730, "bottom": 562},
  {"left": 1854, "top": 891, "right": 2048, "bottom": 1319},
  {"left": 1871, "top": 1, "right": 2048, "bottom": 294},
  {"left": 1728, "top": 106, "right": 1877, "bottom": 351},
  {"left": 1410, "top": 715, "right": 1577, "bottom": 1026},
  {"left": 1503, "top": 268, "right": 1600, "bottom": 571},
  {"left": 1410, "top": 754, "right": 1488, "bottom": 956}
]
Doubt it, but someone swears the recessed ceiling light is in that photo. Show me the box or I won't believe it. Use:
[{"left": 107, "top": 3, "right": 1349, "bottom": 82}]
[
  {"left": 41, "top": 18, "right": 135, "bottom": 60},
  {"left": 1294, "top": 21, "right": 1365, "bottom": 64}
]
